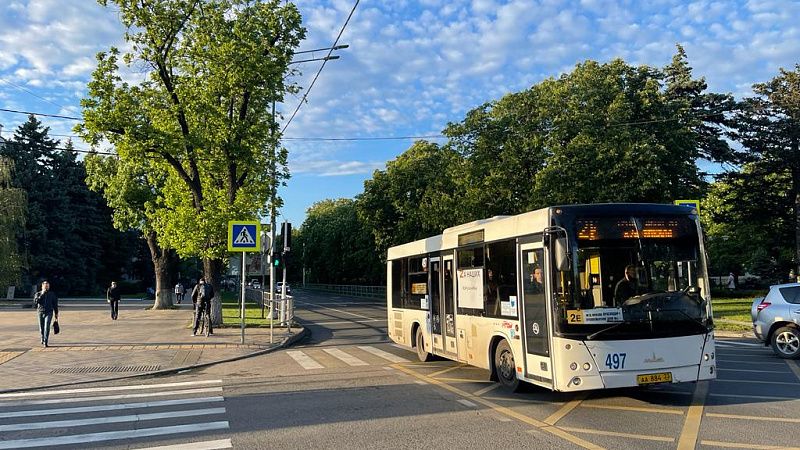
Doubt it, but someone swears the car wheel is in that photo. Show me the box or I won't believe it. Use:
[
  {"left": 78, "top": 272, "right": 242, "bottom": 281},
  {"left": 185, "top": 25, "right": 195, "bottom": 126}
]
[
  {"left": 770, "top": 326, "right": 800, "bottom": 359},
  {"left": 494, "top": 340, "right": 521, "bottom": 392},
  {"left": 415, "top": 327, "right": 430, "bottom": 362}
]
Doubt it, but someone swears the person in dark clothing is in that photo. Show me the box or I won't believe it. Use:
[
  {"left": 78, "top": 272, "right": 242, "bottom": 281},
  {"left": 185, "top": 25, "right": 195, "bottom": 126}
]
[
  {"left": 33, "top": 280, "right": 58, "bottom": 347},
  {"left": 614, "top": 265, "right": 639, "bottom": 304},
  {"left": 191, "top": 277, "right": 214, "bottom": 336},
  {"left": 107, "top": 281, "right": 121, "bottom": 320}
]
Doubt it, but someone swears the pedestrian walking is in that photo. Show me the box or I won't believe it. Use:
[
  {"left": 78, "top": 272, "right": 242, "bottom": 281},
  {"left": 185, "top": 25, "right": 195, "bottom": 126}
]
[
  {"left": 174, "top": 282, "right": 185, "bottom": 304},
  {"left": 107, "top": 281, "right": 121, "bottom": 320},
  {"left": 726, "top": 272, "right": 736, "bottom": 291},
  {"left": 33, "top": 280, "right": 58, "bottom": 347},
  {"left": 191, "top": 277, "right": 214, "bottom": 336}
]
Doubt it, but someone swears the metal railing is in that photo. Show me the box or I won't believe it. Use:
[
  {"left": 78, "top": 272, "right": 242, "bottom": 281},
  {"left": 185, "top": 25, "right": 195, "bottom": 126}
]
[
  {"left": 302, "top": 283, "right": 386, "bottom": 300},
  {"left": 244, "top": 288, "right": 294, "bottom": 340}
]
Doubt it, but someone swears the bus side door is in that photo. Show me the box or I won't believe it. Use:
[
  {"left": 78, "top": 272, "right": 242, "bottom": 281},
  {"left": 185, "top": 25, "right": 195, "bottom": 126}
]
[{"left": 520, "top": 243, "right": 553, "bottom": 385}]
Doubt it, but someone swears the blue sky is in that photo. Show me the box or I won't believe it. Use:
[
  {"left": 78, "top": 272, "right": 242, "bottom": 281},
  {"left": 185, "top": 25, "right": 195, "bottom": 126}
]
[{"left": 1, "top": 0, "right": 799, "bottom": 227}]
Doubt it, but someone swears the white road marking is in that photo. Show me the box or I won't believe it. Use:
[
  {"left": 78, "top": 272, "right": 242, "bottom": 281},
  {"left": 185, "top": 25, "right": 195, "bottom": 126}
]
[
  {"left": 457, "top": 399, "right": 477, "bottom": 408},
  {"left": 357, "top": 345, "right": 410, "bottom": 363},
  {"left": 287, "top": 351, "right": 324, "bottom": 370},
  {"left": 0, "top": 397, "right": 223, "bottom": 419},
  {"left": 294, "top": 300, "right": 376, "bottom": 320},
  {"left": 136, "top": 439, "right": 233, "bottom": 450},
  {"left": 312, "top": 319, "right": 386, "bottom": 325},
  {"left": 716, "top": 359, "right": 785, "bottom": 365},
  {"left": 0, "top": 387, "right": 223, "bottom": 408},
  {"left": 714, "top": 341, "right": 761, "bottom": 347},
  {"left": 390, "top": 343, "right": 408, "bottom": 350},
  {"left": 0, "top": 379, "right": 222, "bottom": 399},
  {"left": 414, "top": 380, "right": 427, "bottom": 385},
  {"left": 323, "top": 348, "right": 369, "bottom": 366},
  {"left": 0, "top": 421, "right": 230, "bottom": 449},
  {"left": 0, "top": 407, "right": 226, "bottom": 432},
  {"left": 716, "top": 368, "right": 785, "bottom": 374},
  {"left": 709, "top": 393, "right": 799, "bottom": 401}
]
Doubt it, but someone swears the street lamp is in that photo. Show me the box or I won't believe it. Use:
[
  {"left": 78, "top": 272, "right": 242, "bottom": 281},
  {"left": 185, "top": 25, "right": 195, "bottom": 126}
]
[{"left": 266, "top": 44, "right": 347, "bottom": 326}]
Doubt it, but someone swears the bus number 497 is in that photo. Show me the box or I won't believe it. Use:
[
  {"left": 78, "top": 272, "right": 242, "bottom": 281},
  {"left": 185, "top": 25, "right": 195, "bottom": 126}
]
[{"left": 605, "top": 353, "right": 626, "bottom": 370}]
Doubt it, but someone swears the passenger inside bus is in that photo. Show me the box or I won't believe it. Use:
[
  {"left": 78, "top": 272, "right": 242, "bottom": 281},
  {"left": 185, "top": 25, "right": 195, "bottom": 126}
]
[
  {"left": 614, "top": 264, "right": 640, "bottom": 304},
  {"left": 485, "top": 269, "right": 500, "bottom": 315}
]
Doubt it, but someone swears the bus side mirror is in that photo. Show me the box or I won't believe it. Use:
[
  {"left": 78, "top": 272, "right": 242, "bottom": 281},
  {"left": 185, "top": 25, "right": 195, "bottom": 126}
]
[{"left": 555, "top": 237, "right": 569, "bottom": 272}]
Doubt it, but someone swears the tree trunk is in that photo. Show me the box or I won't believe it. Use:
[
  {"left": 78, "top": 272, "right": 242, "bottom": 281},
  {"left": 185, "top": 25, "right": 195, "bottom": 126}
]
[
  {"left": 204, "top": 257, "right": 224, "bottom": 325},
  {"left": 146, "top": 231, "right": 177, "bottom": 309}
]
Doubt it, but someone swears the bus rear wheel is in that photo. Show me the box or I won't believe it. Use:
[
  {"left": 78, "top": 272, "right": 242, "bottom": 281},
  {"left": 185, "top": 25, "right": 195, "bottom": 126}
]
[
  {"left": 494, "top": 340, "right": 520, "bottom": 392},
  {"left": 415, "top": 327, "right": 431, "bottom": 362}
]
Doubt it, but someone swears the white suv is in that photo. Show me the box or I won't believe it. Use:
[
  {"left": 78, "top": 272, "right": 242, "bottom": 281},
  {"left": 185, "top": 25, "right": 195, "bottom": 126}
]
[{"left": 751, "top": 283, "right": 800, "bottom": 359}]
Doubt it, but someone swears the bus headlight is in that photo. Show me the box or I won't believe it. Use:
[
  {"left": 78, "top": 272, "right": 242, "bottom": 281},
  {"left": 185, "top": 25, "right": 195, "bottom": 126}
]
[
  {"left": 583, "top": 363, "right": 591, "bottom": 371},
  {"left": 570, "top": 362, "right": 578, "bottom": 371},
  {"left": 572, "top": 377, "right": 582, "bottom": 386}
]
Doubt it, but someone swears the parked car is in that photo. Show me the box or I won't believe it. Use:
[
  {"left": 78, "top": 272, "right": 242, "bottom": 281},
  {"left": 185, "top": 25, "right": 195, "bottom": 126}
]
[
  {"left": 276, "top": 282, "right": 292, "bottom": 295},
  {"left": 252, "top": 280, "right": 261, "bottom": 289},
  {"left": 751, "top": 283, "right": 800, "bottom": 359}
]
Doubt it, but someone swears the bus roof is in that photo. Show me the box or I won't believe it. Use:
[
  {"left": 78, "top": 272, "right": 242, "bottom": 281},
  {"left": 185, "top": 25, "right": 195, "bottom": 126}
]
[{"left": 386, "top": 203, "right": 697, "bottom": 260}]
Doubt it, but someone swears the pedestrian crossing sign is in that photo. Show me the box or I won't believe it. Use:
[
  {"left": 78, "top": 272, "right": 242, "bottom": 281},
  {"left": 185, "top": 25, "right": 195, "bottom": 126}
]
[{"left": 227, "top": 221, "right": 261, "bottom": 252}]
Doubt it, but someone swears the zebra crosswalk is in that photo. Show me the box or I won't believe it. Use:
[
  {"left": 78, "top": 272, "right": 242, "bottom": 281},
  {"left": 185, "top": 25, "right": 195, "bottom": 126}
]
[
  {"left": 286, "top": 344, "right": 412, "bottom": 370},
  {"left": 0, "top": 379, "right": 231, "bottom": 449}
]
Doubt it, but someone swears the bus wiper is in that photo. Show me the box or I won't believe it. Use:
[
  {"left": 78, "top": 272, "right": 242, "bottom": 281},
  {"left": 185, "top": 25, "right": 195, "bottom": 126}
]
[{"left": 586, "top": 321, "right": 629, "bottom": 341}]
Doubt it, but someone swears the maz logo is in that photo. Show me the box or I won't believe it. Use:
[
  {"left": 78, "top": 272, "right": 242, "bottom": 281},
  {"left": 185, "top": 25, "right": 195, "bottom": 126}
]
[{"left": 644, "top": 352, "right": 664, "bottom": 363}]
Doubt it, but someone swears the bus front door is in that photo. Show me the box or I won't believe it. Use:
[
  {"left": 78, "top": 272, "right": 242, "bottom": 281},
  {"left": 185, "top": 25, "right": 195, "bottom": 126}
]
[
  {"left": 429, "top": 256, "right": 443, "bottom": 353},
  {"left": 520, "top": 244, "right": 553, "bottom": 385},
  {"left": 442, "top": 255, "right": 457, "bottom": 357}
]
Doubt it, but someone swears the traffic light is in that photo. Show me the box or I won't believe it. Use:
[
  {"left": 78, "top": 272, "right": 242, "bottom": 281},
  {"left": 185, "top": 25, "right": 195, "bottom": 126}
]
[
  {"left": 273, "top": 256, "right": 280, "bottom": 268},
  {"left": 281, "top": 222, "right": 292, "bottom": 252}
]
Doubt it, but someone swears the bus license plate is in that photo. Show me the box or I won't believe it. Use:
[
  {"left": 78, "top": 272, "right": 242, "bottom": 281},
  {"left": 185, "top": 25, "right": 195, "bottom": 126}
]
[{"left": 637, "top": 372, "right": 672, "bottom": 385}]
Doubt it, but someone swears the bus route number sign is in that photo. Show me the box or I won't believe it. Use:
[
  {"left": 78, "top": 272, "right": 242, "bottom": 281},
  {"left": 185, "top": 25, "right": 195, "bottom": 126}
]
[{"left": 567, "top": 310, "right": 584, "bottom": 324}]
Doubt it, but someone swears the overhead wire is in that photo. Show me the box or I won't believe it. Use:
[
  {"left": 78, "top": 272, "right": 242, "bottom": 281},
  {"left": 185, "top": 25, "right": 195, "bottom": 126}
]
[{"left": 281, "top": 0, "right": 360, "bottom": 133}]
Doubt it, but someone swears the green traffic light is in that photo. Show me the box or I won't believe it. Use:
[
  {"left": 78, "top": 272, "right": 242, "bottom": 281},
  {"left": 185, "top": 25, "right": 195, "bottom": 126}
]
[{"left": 274, "top": 258, "right": 280, "bottom": 267}]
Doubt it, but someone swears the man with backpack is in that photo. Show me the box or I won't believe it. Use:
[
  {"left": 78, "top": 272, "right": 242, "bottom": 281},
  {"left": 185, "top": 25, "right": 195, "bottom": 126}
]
[{"left": 191, "top": 277, "right": 214, "bottom": 336}]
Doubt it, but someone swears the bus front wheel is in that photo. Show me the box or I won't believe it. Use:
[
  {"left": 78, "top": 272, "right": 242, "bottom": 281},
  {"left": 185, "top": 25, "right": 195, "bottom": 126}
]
[
  {"left": 415, "top": 327, "right": 431, "bottom": 362},
  {"left": 494, "top": 340, "right": 520, "bottom": 392}
]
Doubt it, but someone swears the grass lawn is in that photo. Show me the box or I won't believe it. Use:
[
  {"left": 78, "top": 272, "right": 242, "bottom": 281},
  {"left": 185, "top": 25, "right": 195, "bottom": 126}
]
[
  {"left": 220, "top": 291, "right": 280, "bottom": 327},
  {"left": 711, "top": 294, "right": 763, "bottom": 332}
]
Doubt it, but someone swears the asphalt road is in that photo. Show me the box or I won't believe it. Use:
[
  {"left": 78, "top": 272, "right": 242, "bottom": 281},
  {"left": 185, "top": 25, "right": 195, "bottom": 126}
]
[{"left": 2, "top": 289, "right": 799, "bottom": 449}]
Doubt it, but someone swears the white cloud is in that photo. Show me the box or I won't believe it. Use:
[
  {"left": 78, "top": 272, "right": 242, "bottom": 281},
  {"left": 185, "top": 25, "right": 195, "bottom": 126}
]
[{"left": 291, "top": 159, "right": 386, "bottom": 176}]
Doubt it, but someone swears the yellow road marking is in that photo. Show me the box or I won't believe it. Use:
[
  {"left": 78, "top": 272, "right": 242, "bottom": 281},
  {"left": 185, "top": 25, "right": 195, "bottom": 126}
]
[
  {"left": 677, "top": 380, "right": 709, "bottom": 450},
  {"left": 429, "top": 365, "right": 467, "bottom": 377},
  {"left": 472, "top": 382, "right": 501, "bottom": 396},
  {"left": 544, "top": 393, "right": 587, "bottom": 425},
  {"left": 786, "top": 359, "right": 800, "bottom": 382},
  {"left": 557, "top": 426, "right": 674, "bottom": 443},
  {"left": 435, "top": 377, "right": 494, "bottom": 384},
  {"left": 706, "top": 412, "right": 800, "bottom": 424},
  {"left": 392, "top": 364, "right": 604, "bottom": 450},
  {"left": 582, "top": 403, "right": 684, "bottom": 415},
  {"left": 701, "top": 440, "right": 800, "bottom": 450}
]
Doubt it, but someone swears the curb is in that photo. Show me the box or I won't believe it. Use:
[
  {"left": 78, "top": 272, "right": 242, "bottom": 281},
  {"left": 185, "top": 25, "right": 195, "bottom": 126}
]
[{"left": 0, "top": 327, "right": 309, "bottom": 395}]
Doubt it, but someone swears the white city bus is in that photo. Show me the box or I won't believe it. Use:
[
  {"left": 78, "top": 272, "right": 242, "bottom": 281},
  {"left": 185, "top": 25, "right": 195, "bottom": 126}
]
[{"left": 386, "top": 204, "right": 716, "bottom": 392}]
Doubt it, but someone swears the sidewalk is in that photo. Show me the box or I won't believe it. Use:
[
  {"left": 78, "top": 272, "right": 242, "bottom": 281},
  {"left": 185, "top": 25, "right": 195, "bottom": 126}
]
[{"left": 0, "top": 300, "right": 304, "bottom": 393}]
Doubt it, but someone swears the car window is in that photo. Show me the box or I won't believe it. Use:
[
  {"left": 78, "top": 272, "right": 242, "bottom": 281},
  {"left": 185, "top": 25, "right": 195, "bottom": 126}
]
[{"left": 779, "top": 286, "right": 800, "bottom": 304}]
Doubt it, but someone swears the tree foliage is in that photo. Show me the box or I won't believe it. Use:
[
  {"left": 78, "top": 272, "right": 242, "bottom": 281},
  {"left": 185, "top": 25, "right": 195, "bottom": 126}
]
[
  {"left": 1, "top": 116, "right": 130, "bottom": 295},
  {"left": 0, "top": 156, "right": 26, "bottom": 289},
  {"left": 298, "top": 199, "right": 382, "bottom": 285}
]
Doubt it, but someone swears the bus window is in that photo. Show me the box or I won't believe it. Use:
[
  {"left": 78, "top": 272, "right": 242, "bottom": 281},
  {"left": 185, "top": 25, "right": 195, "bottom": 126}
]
[
  {"left": 485, "top": 239, "right": 516, "bottom": 317},
  {"left": 408, "top": 256, "right": 427, "bottom": 309},
  {"left": 391, "top": 259, "right": 405, "bottom": 309}
]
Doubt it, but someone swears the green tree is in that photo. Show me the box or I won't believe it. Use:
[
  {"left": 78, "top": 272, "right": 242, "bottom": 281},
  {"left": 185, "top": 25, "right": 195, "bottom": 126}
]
[
  {"left": 0, "top": 117, "right": 127, "bottom": 295},
  {"left": 732, "top": 65, "right": 800, "bottom": 276},
  {"left": 703, "top": 165, "right": 794, "bottom": 282},
  {"left": 0, "top": 157, "right": 26, "bottom": 291},
  {"left": 78, "top": 0, "right": 305, "bottom": 322},
  {"left": 299, "top": 199, "right": 382, "bottom": 285},
  {"left": 356, "top": 141, "right": 464, "bottom": 258},
  {"left": 84, "top": 154, "right": 178, "bottom": 308}
]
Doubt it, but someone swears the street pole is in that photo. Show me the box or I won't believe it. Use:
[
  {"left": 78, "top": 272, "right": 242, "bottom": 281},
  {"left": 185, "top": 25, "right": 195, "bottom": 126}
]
[
  {"left": 269, "top": 100, "right": 277, "bottom": 344},
  {"left": 240, "top": 252, "right": 246, "bottom": 344}
]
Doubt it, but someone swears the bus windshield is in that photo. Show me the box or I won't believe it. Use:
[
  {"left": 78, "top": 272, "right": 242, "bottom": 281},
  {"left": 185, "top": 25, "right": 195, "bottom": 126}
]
[{"left": 553, "top": 215, "right": 711, "bottom": 340}]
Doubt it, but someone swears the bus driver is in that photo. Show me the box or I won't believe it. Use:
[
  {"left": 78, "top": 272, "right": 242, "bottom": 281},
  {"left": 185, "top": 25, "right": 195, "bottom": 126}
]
[{"left": 614, "top": 264, "right": 639, "bottom": 304}]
